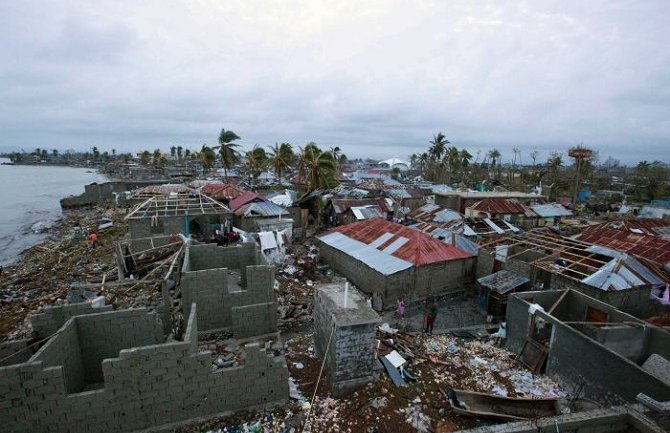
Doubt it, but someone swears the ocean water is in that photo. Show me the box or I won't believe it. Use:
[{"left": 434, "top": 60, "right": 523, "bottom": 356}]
[{"left": 0, "top": 158, "right": 106, "bottom": 266}]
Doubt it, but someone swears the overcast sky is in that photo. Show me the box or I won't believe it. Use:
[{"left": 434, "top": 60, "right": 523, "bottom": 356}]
[{"left": 1, "top": 1, "right": 668, "bottom": 164}]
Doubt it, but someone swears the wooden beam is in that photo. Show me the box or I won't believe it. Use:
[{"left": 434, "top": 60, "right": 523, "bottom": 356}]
[{"left": 547, "top": 289, "right": 570, "bottom": 314}]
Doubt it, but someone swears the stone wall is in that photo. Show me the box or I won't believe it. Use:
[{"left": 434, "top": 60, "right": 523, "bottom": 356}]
[
  {"left": 0, "top": 305, "right": 288, "bottom": 433},
  {"left": 30, "top": 302, "right": 113, "bottom": 338}
]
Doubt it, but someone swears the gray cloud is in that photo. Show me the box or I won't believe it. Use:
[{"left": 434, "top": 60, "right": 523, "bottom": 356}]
[{"left": 0, "top": 0, "right": 668, "bottom": 164}]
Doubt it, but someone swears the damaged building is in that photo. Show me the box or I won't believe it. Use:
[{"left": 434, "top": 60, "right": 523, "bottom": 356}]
[
  {"left": 477, "top": 229, "right": 669, "bottom": 319},
  {"left": 0, "top": 304, "right": 288, "bottom": 433},
  {"left": 125, "top": 192, "right": 232, "bottom": 250},
  {"left": 0, "top": 240, "right": 289, "bottom": 433},
  {"left": 316, "top": 218, "right": 476, "bottom": 309},
  {"left": 506, "top": 289, "right": 670, "bottom": 405}
]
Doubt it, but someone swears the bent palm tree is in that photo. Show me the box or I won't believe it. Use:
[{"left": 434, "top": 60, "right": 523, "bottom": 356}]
[
  {"left": 268, "top": 142, "right": 295, "bottom": 179},
  {"left": 298, "top": 143, "right": 337, "bottom": 191},
  {"left": 216, "top": 128, "right": 241, "bottom": 182}
]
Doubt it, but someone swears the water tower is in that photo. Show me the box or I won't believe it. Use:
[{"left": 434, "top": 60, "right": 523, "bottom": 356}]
[{"left": 568, "top": 146, "right": 593, "bottom": 206}]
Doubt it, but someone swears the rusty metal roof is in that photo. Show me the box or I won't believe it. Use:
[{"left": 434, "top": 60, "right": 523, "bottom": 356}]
[
  {"left": 320, "top": 218, "right": 474, "bottom": 269},
  {"left": 200, "top": 183, "right": 245, "bottom": 200},
  {"left": 468, "top": 198, "right": 529, "bottom": 214},
  {"left": 578, "top": 224, "right": 670, "bottom": 266},
  {"left": 229, "top": 191, "right": 265, "bottom": 210}
]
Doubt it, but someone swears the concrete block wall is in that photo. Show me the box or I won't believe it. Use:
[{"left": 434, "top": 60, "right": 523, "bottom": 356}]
[
  {"left": 186, "top": 242, "right": 256, "bottom": 272},
  {"left": 30, "top": 318, "right": 86, "bottom": 393},
  {"left": 0, "top": 305, "right": 289, "bottom": 433},
  {"left": 30, "top": 302, "right": 113, "bottom": 338},
  {"left": 232, "top": 302, "right": 278, "bottom": 338},
  {"left": 181, "top": 268, "right": 230, "bottom": 330},
  {"left": 506, "top": 291, "right": 670, "bottom": 405},
  {"left": 314, "top": 284, "right": 380, "bottom": 396},
  {"left": 180, "top": 243, "right": 276, "bottom": 336},
  {"left": 0, "top": 339, "right": 31, "bottom": 366},
  {"left": 75, "top": 309, "right": 163, "bottom": 383}
]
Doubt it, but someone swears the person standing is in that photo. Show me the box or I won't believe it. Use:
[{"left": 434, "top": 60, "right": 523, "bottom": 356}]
[
  {"left": 89, "top": 232, "right": 98, "bottom": 249},
  {"left": 425, "top": 299, "right": 438, "bottom": 334}
]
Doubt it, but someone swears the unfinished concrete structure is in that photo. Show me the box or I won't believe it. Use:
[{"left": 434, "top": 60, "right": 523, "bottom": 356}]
[
  {"left": 60, "top": 180, "right": 170, "bottom": 209},
  {"left": 125, "top": 192, "right": 231, "bottom": 251},
  {"left": 506, "top": 289, "right": 670, "bottom": 405},
  {"left": 314, "top": 282, "right": 380, "bottom": 396},
  {"left": 317, "top": 218, "right": 476, "bottom": 310},
  {"left": 180, "top": 242, "right": 278, "bottom": 338},
  {"left": 477, "top": 229, "right": 669, "bottom": 319},
  {"left": 0, "top": 305, "right": 288, "bottom": 433}
]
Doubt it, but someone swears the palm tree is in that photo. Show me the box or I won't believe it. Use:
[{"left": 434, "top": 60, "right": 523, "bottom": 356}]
[
  {"left": 170, "top": 146, "right": 177, "bottom": 159},
  {"left": 245, "top": 144, "right": 267, "bottom": 185},
  {"left": 152, "top": 149, "right": 163, "bottom": 167},
  {"left": 429, "top": 133, "right": 449, "bottom": 161},
  {"left": 298, "top": 143, "right": 337, "bottom": 191},
  {"left": 139, "top": 150, "right": 151, "bottom": 166},
  {"left": 199, "top": 144, "right": 216, "bottom": 171},
  {"left": 268, "top": 142, "right": 295, "bottom": 179},
  {"left": 418, "top": 152, "right": 430, "bottom": 176},
  {"left": 177, "top": 146, "right": 183, "bottom": 162},
  {"left": 52, "top": 149, "right": 59, "bottom": 160},
  {"left": 92, "top": 146, "right": 100, "bottom": 160},
  {"left": 546, "top": 153, "right": 563, "bottom": 200},
  {"left": 112, "top": 148, "right": 116, "bottom": 159},
  {"left": 216, "top": 128, "right": 241, "bottom": 182},
  {"left": 488, "top": 148, "right": 501, "bottom": 168},
  {"left": 184, "top": 149, "right": 191, "bottom": 159}
]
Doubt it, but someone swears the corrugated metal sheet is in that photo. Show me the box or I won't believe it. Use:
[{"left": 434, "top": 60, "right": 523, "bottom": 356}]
[
  {"left": 234, "top": 201, "right": 290, "bottom": 217},
  {"left": 408, "top": 223, "right": 480, "bottom": 256},
  {"left": 351, "top": 205, "right": 385, "bottom": 220},
  {"left": 383, "top": 237, "right": 409, "bottom": 254},
  {"left": 200, "top": 183, "right": 244, "bottom": 200},
  {"left": 581, "top": 246, "right": 665, "bottom": 289},
  {"left": 319, "top": 232, "right": 413, "bottom": 275},
  {"left": 530, "top": 203, "right": 573, "bottom": 218},
  {"left": 229, "top": 191, "right": 265, "bottom": 210},
  {"left": 469, "top": 198, "right": 528, "bottom": 214},
  {"left": 478, "top": 270, "right": 530, "bottom": 294},
  {"left": 320, "top": 218, "right": 474, "bottom": 266},
  {"left": 579, "top": 226, "right": 670, "bottom": 266}
]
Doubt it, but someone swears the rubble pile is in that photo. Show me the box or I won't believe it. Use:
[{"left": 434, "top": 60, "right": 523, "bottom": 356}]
[
  {"left": 275, "top": 245, "right": 332, "bottom": 332},
  {"left": 281, "top": 328, "right": 569, "bottom": 433},
  {"left": 0, "top": 208, "right": 127, "bottom": 339},
  {"left": 0, "top": 207, "right": 179, "bottom": 340}
]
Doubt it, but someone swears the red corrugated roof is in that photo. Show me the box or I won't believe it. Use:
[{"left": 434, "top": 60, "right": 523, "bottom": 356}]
[
  {"left": 201, "top": 183, "right": 244, "bottom": 200},
  {"left": 229, "top": 190, "right": 265, "bottom": 210},
  {"left": 469, "top": 198, "right": 528, "bottom": 214},
  {"left": 329, "top": 218, "right": 474, "bottom": 265},
  {"left": 578, "top": 226, "right": 670, "bottom": 266}
]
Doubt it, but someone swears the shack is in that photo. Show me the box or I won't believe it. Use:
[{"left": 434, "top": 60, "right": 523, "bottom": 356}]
[
  {"left": 316, "top": 218, "right": 476, "bottom": 310},
  {"left": 477, "top": 270, "right": 530, "bottom": 317}
]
